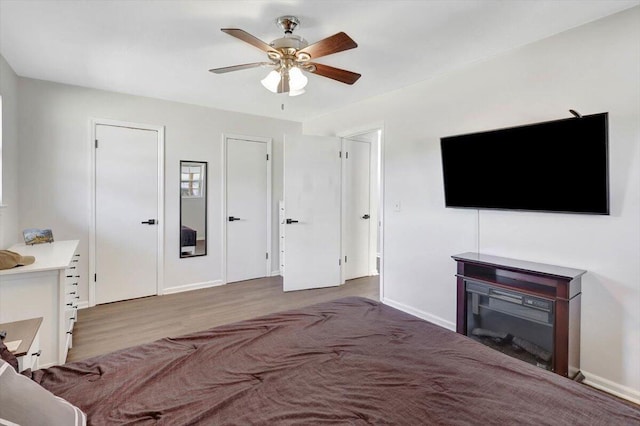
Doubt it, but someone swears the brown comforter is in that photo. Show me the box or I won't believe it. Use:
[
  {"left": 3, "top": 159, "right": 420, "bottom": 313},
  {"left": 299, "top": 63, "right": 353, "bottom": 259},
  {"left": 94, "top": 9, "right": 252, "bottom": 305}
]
[{"left": 33, "top": 297, "right": 639, "bottom": 425}]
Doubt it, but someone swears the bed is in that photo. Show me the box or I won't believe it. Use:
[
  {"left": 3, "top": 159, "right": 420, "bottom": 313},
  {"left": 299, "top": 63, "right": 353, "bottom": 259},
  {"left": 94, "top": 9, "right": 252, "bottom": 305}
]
[
  {"left": 180, "top": 225, "right": 197, "bottom": 255},
  {"left": 8, "top": 297, "right": 640, "bottom": 424}
]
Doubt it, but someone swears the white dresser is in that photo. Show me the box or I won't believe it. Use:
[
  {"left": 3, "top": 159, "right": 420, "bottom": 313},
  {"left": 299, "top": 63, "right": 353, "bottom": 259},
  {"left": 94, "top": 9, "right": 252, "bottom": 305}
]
[{"left": 0, "top": 240, "right": 80, "bottom": 368}]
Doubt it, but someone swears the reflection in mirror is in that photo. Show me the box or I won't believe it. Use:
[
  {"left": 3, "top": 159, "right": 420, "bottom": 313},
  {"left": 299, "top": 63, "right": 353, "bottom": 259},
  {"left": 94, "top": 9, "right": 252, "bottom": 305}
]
[{"left": 180, "top": 161, "right": 207, "bottom": 258}]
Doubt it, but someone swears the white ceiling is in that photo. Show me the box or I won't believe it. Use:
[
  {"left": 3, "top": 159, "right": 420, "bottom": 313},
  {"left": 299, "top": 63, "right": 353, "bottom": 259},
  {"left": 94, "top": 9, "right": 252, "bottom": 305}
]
[{"left": 1, "top": 0, "right": 637, "bottom": 122}]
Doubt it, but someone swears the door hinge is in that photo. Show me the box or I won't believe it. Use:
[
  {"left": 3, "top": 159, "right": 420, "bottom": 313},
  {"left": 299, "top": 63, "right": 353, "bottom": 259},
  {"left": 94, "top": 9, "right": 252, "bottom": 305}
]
[
  {"left": 345, "top": 256, "right": 348, "bottom": 263},
  {"left": 94, "top": 273, "right": 97, "bottom": 282},
  {"left": 95, "top": 139, "right": 98, "bottom": 148},
  {"left": 346, "top": 151, "right": 349, "bottom": 159},
  {"left": 266, "top": 154, "right": 269, "bottom": 160},
  {"left": 339, "top": 258, "right": 342, "bottom": 266},
  {"left": 266, "top": 252, "right": 269, "bottom": 260},
  {"left": 339, "top": 151, "right": 342, "bottom": 158}
]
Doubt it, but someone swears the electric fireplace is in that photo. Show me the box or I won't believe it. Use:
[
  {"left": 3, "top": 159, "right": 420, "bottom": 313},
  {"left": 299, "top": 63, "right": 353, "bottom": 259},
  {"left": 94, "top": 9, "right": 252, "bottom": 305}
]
[
  {"left": 452, "top": 252, "right": 585, "bottom": 378},
  {"left": 466, "top": 281, "right": 554, "bottom": 370}
]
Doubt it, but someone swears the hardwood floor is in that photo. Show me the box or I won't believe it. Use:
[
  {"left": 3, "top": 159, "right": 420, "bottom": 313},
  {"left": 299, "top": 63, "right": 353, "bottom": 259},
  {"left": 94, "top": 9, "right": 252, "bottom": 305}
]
[{"left": 67, "top": 275, "right": 379, "bottom": 362}]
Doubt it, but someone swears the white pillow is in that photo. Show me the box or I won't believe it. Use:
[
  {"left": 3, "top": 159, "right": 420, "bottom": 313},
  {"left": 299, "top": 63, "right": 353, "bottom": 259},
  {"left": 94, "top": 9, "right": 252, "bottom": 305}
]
[{"left": 0, "top": 360, "right": 86, "bottom": 426}]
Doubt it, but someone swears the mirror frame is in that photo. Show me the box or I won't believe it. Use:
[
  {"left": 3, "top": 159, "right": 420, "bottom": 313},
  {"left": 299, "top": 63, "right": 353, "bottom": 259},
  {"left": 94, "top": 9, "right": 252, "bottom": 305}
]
[{"left": 180, "top": 160, "right": 207, "bottom": 258}]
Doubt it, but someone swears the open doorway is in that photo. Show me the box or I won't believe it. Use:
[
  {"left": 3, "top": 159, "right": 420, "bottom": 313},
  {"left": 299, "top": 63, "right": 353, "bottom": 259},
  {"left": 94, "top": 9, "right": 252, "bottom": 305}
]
[{"left": 342, "top": 129, "right": 382, "bottom": 283}]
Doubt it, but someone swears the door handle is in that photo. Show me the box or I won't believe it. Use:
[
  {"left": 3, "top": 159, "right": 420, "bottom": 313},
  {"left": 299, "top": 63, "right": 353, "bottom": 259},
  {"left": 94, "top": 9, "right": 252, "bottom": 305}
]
[
  {"left": 362, "top": 214, "right": 370, "bottom": 219},
  {"left": 228, "top": 216, "right": 241, "bottom": 222},
  {"left": 286, "top": 218, "right": 299, "bottom": 224},
  {"left": 141, "top": 219, "right": 156, "bottom": 225}
]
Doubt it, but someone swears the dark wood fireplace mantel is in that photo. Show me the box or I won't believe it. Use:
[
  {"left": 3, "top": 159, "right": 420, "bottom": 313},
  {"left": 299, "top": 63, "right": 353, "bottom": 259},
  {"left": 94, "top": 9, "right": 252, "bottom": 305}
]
[{"left": 452, "top": 252, "right": 586, "bottom": 378}]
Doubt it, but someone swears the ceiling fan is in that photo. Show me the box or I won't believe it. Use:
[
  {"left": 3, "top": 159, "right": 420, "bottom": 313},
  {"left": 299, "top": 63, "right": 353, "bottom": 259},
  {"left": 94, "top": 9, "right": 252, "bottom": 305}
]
[{"left": 209, "top": 16, "right": 361, "bottom": 97}]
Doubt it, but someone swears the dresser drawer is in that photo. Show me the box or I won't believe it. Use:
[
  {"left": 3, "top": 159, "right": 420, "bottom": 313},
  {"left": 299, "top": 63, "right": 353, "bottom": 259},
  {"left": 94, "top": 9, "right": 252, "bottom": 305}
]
[
  {"left": 17, "top": 330, "right": 41, "bottom": 371},
  {"left": 65, "top": 308, "right": 77, "bottom": 333}
]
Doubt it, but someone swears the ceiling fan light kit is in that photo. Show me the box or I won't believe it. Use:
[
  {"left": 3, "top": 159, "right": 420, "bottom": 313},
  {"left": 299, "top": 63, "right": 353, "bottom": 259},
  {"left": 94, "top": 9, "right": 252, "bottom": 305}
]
[{"left": 210, "top": 15, "right": 361, "bottom": 97}]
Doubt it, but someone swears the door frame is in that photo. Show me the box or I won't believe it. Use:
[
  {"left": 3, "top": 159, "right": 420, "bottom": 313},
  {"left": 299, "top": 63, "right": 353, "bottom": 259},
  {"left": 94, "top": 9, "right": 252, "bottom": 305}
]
[
  {"left": 339, "top": 123, "right": 385, "bottom": 298},
  {"left": 89, "top": 118, "right": 165, "bottom": 307},
  {"left": 221, "top": 134, "right": 272, "bottom": 284}
]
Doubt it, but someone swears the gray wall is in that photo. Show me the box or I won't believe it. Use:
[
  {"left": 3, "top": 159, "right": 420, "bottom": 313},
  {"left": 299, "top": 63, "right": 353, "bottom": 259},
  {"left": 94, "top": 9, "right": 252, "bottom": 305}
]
[
  {"left": 17, "top": 78, "right": 300, "bottom": 298},
  {"left": 304, "top": 7, "right": 640, "bottom": 400},
  {"left": 0, "top": 55, "right": 19, "bottom": 248}
]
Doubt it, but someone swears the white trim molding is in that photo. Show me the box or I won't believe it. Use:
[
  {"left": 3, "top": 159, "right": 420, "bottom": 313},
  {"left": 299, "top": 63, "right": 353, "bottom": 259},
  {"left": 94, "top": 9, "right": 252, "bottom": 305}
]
[
  {"left": 581, "top": 369, "right": 640, "bottom": 405},
  {"left": 337, "top": 122, "right": 385, "bottom": 300},
  {"left": 382, "top": 297, "right": 456, "bottom": 331},
  {"left": 162, "top": 280, "right": 224, "bottom": 295}
]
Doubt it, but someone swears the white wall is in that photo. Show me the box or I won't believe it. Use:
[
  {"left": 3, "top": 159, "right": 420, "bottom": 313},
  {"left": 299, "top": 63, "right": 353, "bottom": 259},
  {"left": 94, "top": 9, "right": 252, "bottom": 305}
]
[
  {"left": 304, "top": 7, "right": 640, "bottom": 400},
  {"left": 17, "top": 78, "right": 300, "bottom": 300},
  {"left": 0, "top": 54, "right": 20, "bottom": 248}
]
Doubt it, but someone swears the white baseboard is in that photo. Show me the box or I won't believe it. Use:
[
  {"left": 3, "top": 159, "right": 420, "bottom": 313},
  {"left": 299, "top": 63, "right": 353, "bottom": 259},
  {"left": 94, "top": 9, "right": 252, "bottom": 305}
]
[
  {"left": 271, "top": 270, "right": 281, "bottom": 277},
  {"left": 382, "top": 297, "right": 456, "bottom": 331},
  {"left": 581, "top": 369, "right": 640, "bottom": 405},
  {"left": 162, "top": 280, "right": 224, "bottom": 295},
  {"left": 76, "top": 301, "right": 89, "bottom": 310}
]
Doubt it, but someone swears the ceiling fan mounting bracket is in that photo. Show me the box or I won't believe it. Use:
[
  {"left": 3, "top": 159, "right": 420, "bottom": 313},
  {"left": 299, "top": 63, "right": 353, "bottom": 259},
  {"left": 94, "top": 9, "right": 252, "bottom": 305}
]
[{"left": 276, "top": 16, "right": 300, "bottom": 34}]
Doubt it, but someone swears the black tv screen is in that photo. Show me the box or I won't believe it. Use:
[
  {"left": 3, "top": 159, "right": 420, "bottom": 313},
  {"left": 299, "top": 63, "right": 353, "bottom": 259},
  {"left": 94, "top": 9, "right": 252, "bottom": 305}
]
[{"left": 440, "top": 112, "right": 609, "bottom": 215}]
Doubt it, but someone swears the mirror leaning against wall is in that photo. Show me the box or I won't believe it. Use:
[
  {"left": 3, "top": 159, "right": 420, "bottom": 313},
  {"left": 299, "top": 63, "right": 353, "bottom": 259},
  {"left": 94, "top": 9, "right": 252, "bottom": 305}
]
[{"left": 180, "top": 161, "right": 207, "bottom": 258}]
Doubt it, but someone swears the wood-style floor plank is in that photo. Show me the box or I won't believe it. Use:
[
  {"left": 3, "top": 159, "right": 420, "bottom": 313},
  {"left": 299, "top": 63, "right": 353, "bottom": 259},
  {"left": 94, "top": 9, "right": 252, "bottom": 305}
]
[{"left": 67, "top": 275, "right": 379, "bottom": 362}]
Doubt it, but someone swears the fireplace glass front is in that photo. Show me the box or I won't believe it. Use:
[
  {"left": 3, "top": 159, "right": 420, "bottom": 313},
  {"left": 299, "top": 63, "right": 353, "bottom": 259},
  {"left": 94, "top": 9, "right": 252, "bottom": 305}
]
[{"left": 465, "top": 280, "right": 554, "bottom": 371}]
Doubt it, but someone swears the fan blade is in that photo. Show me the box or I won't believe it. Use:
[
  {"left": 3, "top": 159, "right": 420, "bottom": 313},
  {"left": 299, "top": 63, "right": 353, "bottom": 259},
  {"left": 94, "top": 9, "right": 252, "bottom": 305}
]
[
  {"left": 308, "top": 63, "right": 361, "bottom": 85},
  {"left": 221, "top": 28, "right": 278, "bottom": 54},
  {"left": 297, "top": 32, "right": 357, "bottom": 60},
  {"left": 209, "top": 62, "right": 272, "bottom": 74}
]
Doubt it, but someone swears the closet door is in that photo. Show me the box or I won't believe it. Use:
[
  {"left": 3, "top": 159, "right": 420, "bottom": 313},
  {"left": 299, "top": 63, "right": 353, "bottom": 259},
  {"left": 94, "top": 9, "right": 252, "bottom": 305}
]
[
  {"left": 95, "top": 124, "right": 159, "bottom": 304},
  {"left": 226, "top": 137, "right": 270, "bottom": 283}
]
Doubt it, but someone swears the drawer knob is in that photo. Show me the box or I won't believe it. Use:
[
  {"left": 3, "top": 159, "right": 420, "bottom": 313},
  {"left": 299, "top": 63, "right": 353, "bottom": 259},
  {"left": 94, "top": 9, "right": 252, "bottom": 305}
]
[
  {"left": 66, "top": 303, "right": 74, "bottom": 306},
  {"left": 66, "top": 331, "right": 73, "bottom": 335},
  {"left": 68, "top": 291, "right": 76, "bottom": 295},
  {"left": 75, "top": 254, "right": 80, "bottom": 257},
  {"left": 31, "top": 350, "right": 42, "bottom": 357},
  {"left": 72, "top": 282, "right": 78, "bottom": 286},
  {"left": 70, "top": 317, "right": 76, "bottom": 321},
  {"left": 66, "top": 275, "right": 73, "bottom": 278}
]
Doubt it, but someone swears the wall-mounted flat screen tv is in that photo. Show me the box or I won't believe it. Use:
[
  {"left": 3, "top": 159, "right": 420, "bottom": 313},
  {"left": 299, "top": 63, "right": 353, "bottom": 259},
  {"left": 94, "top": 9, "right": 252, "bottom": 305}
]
[{"left": 440, "top": 112, "right": 609, "bottom": 215}]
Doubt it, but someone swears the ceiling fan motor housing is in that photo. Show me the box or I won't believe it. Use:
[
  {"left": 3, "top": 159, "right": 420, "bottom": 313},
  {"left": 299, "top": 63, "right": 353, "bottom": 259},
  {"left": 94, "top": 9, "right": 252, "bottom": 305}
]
[
  {"left": 270, "top": 16, "right": 310, "bottom": 61},
  {"left": 270, "top": 35, "right": 308, "bottom": 52}
]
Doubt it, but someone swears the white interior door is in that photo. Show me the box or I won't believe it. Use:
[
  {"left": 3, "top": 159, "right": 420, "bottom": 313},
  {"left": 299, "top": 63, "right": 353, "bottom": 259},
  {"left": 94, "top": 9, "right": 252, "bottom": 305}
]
[
  {"left": 95, "top": 124, "right": 158, "bottom": 304},
  {"left": 344, "top": 139, "right": 371, "bottom": 280},
  {"left": 283, "top": 134, "right": 341, "bottom": 291},
  {"left": 226, "top": 137, "right": 269, "bottom": 283}
]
